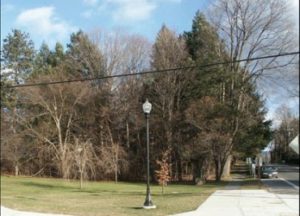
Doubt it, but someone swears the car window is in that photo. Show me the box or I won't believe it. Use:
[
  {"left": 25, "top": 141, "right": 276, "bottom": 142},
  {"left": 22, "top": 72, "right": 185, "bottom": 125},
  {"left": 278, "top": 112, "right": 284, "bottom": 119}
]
[{"left": 262, "top": 167, "right": 277, "bottom": 171}]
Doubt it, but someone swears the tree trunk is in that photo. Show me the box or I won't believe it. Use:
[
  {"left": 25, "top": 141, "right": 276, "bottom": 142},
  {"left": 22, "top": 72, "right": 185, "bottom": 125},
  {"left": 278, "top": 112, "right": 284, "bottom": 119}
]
[
  {"left": 80, "top": 171, "right": 83, "bottom": 189},
  {"left": 175, "top": 161, "right": 178, "bottom": 181},
  {"left": 15, "top": 164, "right": 19, "bottom": 176},
  {"left": 215, "top": 159, "right": 222, "bottom": 182},
  {"left": 192, "top": 160, "right": 200, "bottom": 183},
  {"left": 177, "top": 155, "right": 183, "bottom": 182},
  {"left": 115, "top": 166, "right": 118, "bottom": 183},
  {"left": 126, "top": 121, "right": 130, "bottom": 148},
  {"left": 60, "top": 157, "right": 70, "bottom": 179},
  {"left": 216, "top": 157, "right": 227, "bottom": 182},
  {"left": 115, "top": 145, "right": 119, "bottom": 184},
  {"left": 222, "top": 155, "right": 232, "bottom": 177}
]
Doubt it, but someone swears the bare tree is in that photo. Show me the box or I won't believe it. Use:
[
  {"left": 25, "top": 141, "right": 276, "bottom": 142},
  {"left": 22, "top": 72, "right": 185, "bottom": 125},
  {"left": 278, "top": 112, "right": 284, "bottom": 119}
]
[
  {"left": 88, "top": 29, "right": 151, "bottom": 181},
  {"left": 88, "top": 29, "right": 151, "bottom": 90},
  {"left": 18, "top": 70, "right": 92, "bottom": 179},
  {"left": 209, "top": 0, "right": 296, "bottom": 79},
  {"left": 99, "top": 142, "right": 128, "bottom": 183},
  {"left": 208, "top": 0, "right": 297, "bottom": 117},
  {"left": 273, "top": 105, "right": 299, "bottom": 161},
  {"left": 73, "top": 138, "right": 97, "bottom": 189}
]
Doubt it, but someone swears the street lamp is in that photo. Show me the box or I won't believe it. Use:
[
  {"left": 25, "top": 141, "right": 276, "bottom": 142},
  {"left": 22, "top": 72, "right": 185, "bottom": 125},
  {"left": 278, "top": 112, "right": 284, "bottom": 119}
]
[{"left": 142, "top": 99, "right": 156, "bottom": 209}]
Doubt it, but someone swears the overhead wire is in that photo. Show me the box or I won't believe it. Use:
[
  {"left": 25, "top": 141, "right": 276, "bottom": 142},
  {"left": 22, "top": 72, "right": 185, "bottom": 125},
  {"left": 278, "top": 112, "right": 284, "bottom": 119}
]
[{"left": 2, "top": 51, "right": 299, "bottom": 88}]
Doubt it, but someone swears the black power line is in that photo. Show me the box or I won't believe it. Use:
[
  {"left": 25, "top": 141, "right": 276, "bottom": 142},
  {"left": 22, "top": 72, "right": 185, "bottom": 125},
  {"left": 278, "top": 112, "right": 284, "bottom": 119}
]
[{"left": 3, "top": 51, "right": 299, "bottom": 88}]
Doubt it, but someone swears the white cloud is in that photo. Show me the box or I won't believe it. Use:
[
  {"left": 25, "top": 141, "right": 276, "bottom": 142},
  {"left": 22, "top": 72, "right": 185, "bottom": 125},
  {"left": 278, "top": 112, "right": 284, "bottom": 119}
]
[
  {"left": 83, "top": 0, "right": 98, "bottom": 6},
  {"left": 89, "top": 0, "right": 181, "bottom": 22},
  {"left": 16, "top": 6, "right": 77, "bottom": 46},
  {"left": 108, "top": 0, "right": 156, "bottom": 22}
]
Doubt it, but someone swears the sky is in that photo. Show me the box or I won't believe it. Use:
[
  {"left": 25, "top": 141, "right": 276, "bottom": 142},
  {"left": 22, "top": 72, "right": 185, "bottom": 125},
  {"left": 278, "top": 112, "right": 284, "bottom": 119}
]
[
  {"left": 1, "top": 0, "right": 210, "bottom": 48},
  {"left": 1, "top": 0, "right": 299, "bottom": 127}
]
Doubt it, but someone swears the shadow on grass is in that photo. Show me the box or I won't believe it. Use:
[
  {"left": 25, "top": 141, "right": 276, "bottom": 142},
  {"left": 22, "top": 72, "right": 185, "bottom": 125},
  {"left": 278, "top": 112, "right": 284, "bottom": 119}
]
[
  {"left": 204, "top": 180, "right": 228, "bottom": 187},
  {"left": 129, "top": 207, "right": 144, "bottom": 210},
  {"left": 16, "top": 195, "right": 37, "bottom": 200},
  {"left": 22, "top": 181, "right": 74, "bottom": 190},
  {"left": 169, "top": 180, "right": 228, "bottom": 186},
  {"left": 82, "top": 190, "right": 195, "bottom": 197},
  {"left": 82, "top": 190, "right": 145, "bottom": 196}
]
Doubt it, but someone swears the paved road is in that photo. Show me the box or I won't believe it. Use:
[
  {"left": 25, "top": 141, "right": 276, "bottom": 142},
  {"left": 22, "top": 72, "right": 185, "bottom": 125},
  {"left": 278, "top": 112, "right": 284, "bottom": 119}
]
[
  {"left": 261, "top": 164, "right": 299, "bottom": 195},
  {"left": 277, "top": 164, "right": 299, "bottom": 186}
]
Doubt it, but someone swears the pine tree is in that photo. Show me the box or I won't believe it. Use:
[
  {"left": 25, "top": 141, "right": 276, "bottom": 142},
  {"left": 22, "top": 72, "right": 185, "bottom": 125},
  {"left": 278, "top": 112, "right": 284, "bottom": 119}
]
[
  {"left": 53, "top": 42, "right": 65, "bottom": 66},
  {"left": 1, "top": 29, "right": 35, "bottom": 176},
  {"left": 66, "top": 30, "right": 105, "bottom": 79},
  {"left": 2, "top": 29, "right": 35, "bottom": 84}
]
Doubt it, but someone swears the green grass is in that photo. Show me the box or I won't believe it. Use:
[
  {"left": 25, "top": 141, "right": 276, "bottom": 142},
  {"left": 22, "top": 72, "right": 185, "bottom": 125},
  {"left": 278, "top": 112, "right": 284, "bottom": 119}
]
[{"left": 1, "top": 176, "right": 226, "bottom": 216}]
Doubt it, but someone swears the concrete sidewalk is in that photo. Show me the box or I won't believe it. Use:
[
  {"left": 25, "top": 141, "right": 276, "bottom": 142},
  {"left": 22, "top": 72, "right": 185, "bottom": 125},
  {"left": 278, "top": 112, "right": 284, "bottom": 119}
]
[
  {"left": 171, "top": 189, "right": 299, "bottom": 216},
  {"left": 1, "top": 206, "right": 72, "bottom": 216}
]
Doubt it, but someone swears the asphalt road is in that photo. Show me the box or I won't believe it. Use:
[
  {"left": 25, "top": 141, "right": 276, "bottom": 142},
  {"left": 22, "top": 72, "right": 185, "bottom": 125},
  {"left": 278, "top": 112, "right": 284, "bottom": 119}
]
[{"left": 261, "top": 164, "right": 299, "bottom": 195}]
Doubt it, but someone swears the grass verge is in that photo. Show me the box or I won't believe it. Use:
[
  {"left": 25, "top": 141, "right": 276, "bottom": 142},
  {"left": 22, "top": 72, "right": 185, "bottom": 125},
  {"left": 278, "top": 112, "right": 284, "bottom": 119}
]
[
  {"left": 1, "top": 176, "right": 225, "bottom": 216},
  {"left": 239, "top": 177, "right": 267, "bottom": 189}
]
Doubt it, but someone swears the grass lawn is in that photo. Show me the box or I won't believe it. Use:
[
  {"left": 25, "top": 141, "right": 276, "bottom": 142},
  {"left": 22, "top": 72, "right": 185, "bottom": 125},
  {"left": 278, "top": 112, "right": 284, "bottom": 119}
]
[{"left": 1, "top": 176, "right": 226, "bottom": 216}]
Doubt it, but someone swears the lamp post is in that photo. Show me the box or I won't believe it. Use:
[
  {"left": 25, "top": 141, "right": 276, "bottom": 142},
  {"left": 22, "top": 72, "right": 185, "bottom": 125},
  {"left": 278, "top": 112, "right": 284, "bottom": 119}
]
[{"left": 142, "top": 99, "right": 156, "bottom": 209}]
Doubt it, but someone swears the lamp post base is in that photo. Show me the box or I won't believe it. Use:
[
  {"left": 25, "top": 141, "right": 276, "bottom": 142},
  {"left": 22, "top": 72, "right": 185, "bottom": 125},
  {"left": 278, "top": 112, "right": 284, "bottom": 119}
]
[
  {"left": 143, "top": 204, "right": 156, "bottom": 209},
  {"left": 143, "top": 192, "right": 155, "bottom": 209}
]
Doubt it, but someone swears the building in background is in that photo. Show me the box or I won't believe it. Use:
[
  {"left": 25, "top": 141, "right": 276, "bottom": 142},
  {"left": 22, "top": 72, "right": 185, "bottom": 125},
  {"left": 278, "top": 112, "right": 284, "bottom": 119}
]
[
  {"left": 261, "top": 140, "right": 275, "bottom": 164},
  {"left": 289, "top": 135, "right": 299, "bottom": 155}
]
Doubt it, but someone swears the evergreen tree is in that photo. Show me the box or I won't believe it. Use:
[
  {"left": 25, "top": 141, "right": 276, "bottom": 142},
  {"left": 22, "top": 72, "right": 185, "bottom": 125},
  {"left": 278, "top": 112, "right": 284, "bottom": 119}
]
[
  {"left": 2, "top": 29, "right": 35, "bottom": 83},
  {"left": 234, "top": 88, "right": 273, "bottom": 158},
  {"left": 66, "top": 30, "right": 105, "bottom": 79},
  {"left": 53, "top": 42, "right": 65, "bottom": 66},
  {"left": 183, "top": 11, "right": 229, "bottom": 100},
  {"left": 32, "top": 42, "right": 52, "bottom": 75},
  {"left": 1, "top": 29, "right": 35, "bottom": 175},
  {"left": 184, "top": 11, "right": 223, "bottom": 63}
]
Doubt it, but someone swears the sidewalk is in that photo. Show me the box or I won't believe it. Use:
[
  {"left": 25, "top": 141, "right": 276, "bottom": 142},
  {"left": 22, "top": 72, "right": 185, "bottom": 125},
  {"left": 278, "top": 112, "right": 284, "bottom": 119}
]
[
  {"left": 172, "top": 175, "right": 299, "bottom": 216},
  {"left": 1, "top": 206, "right": 72, "bottom": 216},
  {"left": 172, "top": 190, "right": 299, "bottom": 216}
]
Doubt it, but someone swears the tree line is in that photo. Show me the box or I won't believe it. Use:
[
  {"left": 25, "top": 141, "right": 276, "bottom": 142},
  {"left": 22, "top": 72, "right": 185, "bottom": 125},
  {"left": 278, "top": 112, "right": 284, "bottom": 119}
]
[{"left": 1, "top": 0, "right": 297, "bottom": 183}]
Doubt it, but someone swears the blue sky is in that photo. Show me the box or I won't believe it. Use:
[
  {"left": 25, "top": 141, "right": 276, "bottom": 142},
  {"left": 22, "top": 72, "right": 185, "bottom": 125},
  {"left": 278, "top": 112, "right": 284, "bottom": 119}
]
[
  {"left": 1, "top": 0, "right": 299, "bottom": 126},
  {"left": 1, "top": 0, "right": 210, "bottom": 48}
]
